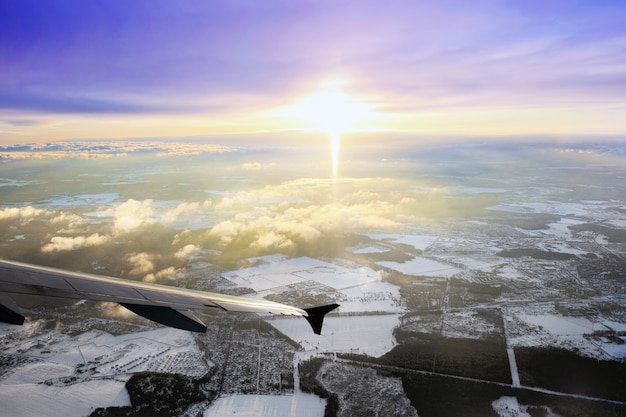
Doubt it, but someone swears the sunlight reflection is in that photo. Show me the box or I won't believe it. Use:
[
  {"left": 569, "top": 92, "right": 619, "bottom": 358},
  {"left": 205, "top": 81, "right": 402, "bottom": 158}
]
[{"left": 330, "top": 131, "right": 340, "bottom": 178}]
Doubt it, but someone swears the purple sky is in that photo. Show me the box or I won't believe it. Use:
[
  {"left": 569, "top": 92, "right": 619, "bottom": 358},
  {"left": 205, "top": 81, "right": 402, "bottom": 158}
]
[{"left": 1, "top": 0, "right": 625, "bottom": 143}]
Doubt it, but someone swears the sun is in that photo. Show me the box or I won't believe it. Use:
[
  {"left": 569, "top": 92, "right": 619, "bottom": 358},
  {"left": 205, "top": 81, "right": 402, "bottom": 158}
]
[
  {"left": 290, "top": 89, "right": 371, "bottom": 135},
  {"left": 282, "top": 85, "right": 374, "bottom": 177}
]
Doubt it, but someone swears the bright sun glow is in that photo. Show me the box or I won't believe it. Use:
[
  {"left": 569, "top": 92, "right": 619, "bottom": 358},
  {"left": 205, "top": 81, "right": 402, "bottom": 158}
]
[
  {"left": 289, "top": 89, "right": 373, "bottom": 135},
  {"left": 282, "top": 85, "right": 375, "bottom": 178}
]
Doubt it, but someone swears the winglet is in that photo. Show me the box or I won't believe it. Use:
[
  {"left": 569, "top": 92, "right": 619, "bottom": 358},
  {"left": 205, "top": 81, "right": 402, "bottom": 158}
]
[{"left": 303, "top": 303, "right": 339, "bottom": 335}]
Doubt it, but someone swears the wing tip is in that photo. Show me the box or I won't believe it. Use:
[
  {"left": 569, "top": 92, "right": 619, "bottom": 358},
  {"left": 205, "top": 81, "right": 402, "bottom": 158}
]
[{"left": 303, "top": 303, "right": 340, "bottom": 335}]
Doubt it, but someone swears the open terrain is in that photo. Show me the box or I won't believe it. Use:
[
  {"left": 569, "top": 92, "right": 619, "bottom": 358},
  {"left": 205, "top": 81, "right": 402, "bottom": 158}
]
[{"left": 1, "top": 141, "right": 625, "bottom": 416}]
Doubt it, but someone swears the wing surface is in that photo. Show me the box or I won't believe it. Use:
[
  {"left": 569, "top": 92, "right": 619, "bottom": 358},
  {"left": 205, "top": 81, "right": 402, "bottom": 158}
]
[{"left": 0, "top": 260, "right": 338, "bottom": 334}]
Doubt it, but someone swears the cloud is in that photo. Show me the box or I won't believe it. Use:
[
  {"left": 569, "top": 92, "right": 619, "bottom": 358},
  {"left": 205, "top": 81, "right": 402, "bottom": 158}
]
[
  {"left": 99, "top": 302, "right": 137, "bottom": 319},
  {"left": 0, "top": 89, "right": 161, "bottom": 114},
  {"left": 175, "top": 244, "right": 202, "bottom": 260},
  {"left": 251, "top": 231, "right": 294, "bottom": 250},
  {"left": 208, "top": 220, "right": 242, "bottom": 245},
  {"left": 113, "top": 199, "right": 154, "bottom": 233},
  {"left": 50, "top": 212, "right": 83, "bottom": 225},
  {"left": 143, "top": 267, "right": 182, "bottom": 283},
  {"left": 41, "top": 233, "right": 110, "bottom": 253},
  {"left": 0, "top": 141, "right": 236, "bottom": 161},
  {"left": 241, "top": 162, "right": 276, "bottom": 170},
  {"left": 207, "top": 178, "right": 407, "bottom": 249},
  {"left": 0, "top": 206, "right": 46, "bottom": 220},
  {"left": 162, "top": 202, "right": 200, "bottom": 224},
  {"left": 127, "top": 252, "right": 155, "bottom": 276},
  {"left": 215, "top": 197, "right": 236, "bottom": 211}
]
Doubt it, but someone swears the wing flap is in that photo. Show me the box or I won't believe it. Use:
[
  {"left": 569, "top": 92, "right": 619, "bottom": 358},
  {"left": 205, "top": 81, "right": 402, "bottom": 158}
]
[
  {"left": 120, "top": 303, "right": 207, "bottom": 332},
  {"left": 0, "top": 293, "right": 25, "bottom": 325}
]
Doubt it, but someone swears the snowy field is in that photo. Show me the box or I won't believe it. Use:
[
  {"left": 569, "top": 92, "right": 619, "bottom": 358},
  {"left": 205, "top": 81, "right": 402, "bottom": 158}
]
[
  {"left": 365, "top": 234, "right": 439, "bottom": 251},
  {"left": 0, "top": 327, "right": 210, "bottom": 417},
  {"left": 224, "top": 256, "right": 380, "bottom": 292},
  {"left": 517, "top": 313, "right": 594, "bottom": 335},
  {"left": 338, "top": 281, "right": 403, "bottom": 313},
  {"left": 378, "top": 256, "right": 462, "bottom": 278},
  {"left": 226, "top": 256, "right": 401, "bottom": 314},
  {"left": 506, "top": 309, "right": 626, "bottom": 359},
  {"left": 0, "top": 379, "right": 129, "bottom": 417},
  {"left": 204, "top": 393, "right": 326, "bottom": 417},
  {"left": 269, "top": 314, "right": 400, "bottom": 357},
  {"left": 224, "top": 256, "right": 402, "bottom": 357}
]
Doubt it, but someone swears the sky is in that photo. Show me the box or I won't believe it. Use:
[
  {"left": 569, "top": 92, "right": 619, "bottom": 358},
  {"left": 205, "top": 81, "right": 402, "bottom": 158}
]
[{"left": 1, "top": 0, "right": 625, "bottom": 144}]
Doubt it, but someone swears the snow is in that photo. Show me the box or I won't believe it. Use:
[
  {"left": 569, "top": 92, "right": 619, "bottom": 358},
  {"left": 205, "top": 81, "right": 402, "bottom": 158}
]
[
  {"left": 0, "top": 327, "right": 207, "bottom": 417},
  {"left": 0, "top": 379, "right": 129, "bottom": 417},
  {"left": 606, "top": 219, "right": 626, "bottom": 228},
  {"left": 226, "top": 256, "right": 401, "bottom": 314},
  {"left": 365, "top": 234, "right": 438, "bottom": 251},
  {"left": 517, "top": 314, "right": 594, "bottom": 335},
  {"left": 600, "top": 343, "right": 626, "bottom": 359},
  {"left": 2, "top": 362, "right": 75, "bottom": 385},
  {"left": 378, "top": 256, "right": 461, "bottom": 278},
  {"left": 602, "top": 320, "right": 626, "bottom": 332},
  {"left": 294, "top": 265, "right": 380, "bottom": 291},
  {"left": 492, "top": 396, "right": 531, "bottom": 417},
  {"left": 223, "top": 257, "right": 402, "bottom": 356},
  {"left": 225, "top": 256, "right": 381, "bottom": 292},
  {"left": 447, "top": 256, "right": 495, "bottom": 271},
  {"left": 505, "top": 309, "right": 607, "bottom": 358},
  {"left": 351, "top": 245, "right": 390, "bottom": 254},
  {"left": 204, "top": 393, "right": 326, "bottom": 417},
  {"left": 497, "top": 265, "right": 528, "bottom": 281},
  {"left": 269, "top": 314, "right": 400, "bottom": 357}
]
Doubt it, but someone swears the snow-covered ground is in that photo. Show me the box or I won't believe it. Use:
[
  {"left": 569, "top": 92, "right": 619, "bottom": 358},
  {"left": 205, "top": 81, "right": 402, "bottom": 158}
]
[
  {"left": 203, "top": 393, "right": 326, "bottom": 417},
  {"left": 364, "top": 234, "right": 439, "bottom": 251},
  {"left": 506, "top": 308, "right": 626, "bottom": 359},
  {"left": 517, "top": 313, "right": 594, "bottom": 336},
  {"left": 270, "top": 314, "right": 399, "bottom": 357},
  {"left": 224, "top": 256, "right": 381, "bottom": 292},
  {"left": 223, "top": 256, "right": 403, "bottom": 357},
  {"left": 0, "top": 327, "right": 211, "bottom": 417},
  {"left": 378, "top": 256, "right": 462, "bottom": 278},
  {"left": 0, "top": 379, "right": 129, "bottom": 417}
]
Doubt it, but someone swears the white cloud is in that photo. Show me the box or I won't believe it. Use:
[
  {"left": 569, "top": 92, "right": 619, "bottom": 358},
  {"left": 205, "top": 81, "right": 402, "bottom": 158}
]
[
  {"left": 50, "top": 212, "right": 83, "bottom": 225},
  {"left": 161, "top": 202, "right": 200, "bottom": 223},
  {"left": 208, "top": 200, "right": 401, "bottom": 247},
  {"left": 127, "top": 252, "right": 155, "bottom": 276},
  {"left": 203, "top": 178, "right": 416, "bottom": 249},
  {"left": 175, "top": 244, "right": 202, "bottom": 259},
  {"left": 241, "top": 162, "right": 276, "bottom": 170},
  {"left": 208, "top": 220, "right": 242, "bottom": 239},
  {"left": 113, "top": 199, "right": 154, "bottom": 233},
  {"left": 143, "top": 266, "right": 182, "bottom": 283},
  {"left": 0, "top": 206, "right": 46, "bottom": 220},
  {"left": 0, "top": 141, "right": 236, "bottom": 161},
  {"left": 251, "top": 231, "right": 294, "bottom": 250},
  {"left": 99, "top": 301, "right": 136, "bottom": 319},
  {"left": 215, "top": 197, "right": 235, "bottom": 210},
  {"left": 41, "top": 233, "right": 110, "bottom": 253}
]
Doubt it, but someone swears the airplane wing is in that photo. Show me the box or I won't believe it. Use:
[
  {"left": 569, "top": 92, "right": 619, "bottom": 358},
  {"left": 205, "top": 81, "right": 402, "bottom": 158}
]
[{"left": 0, "top": 259, "right": 338, "bottom": 334}]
